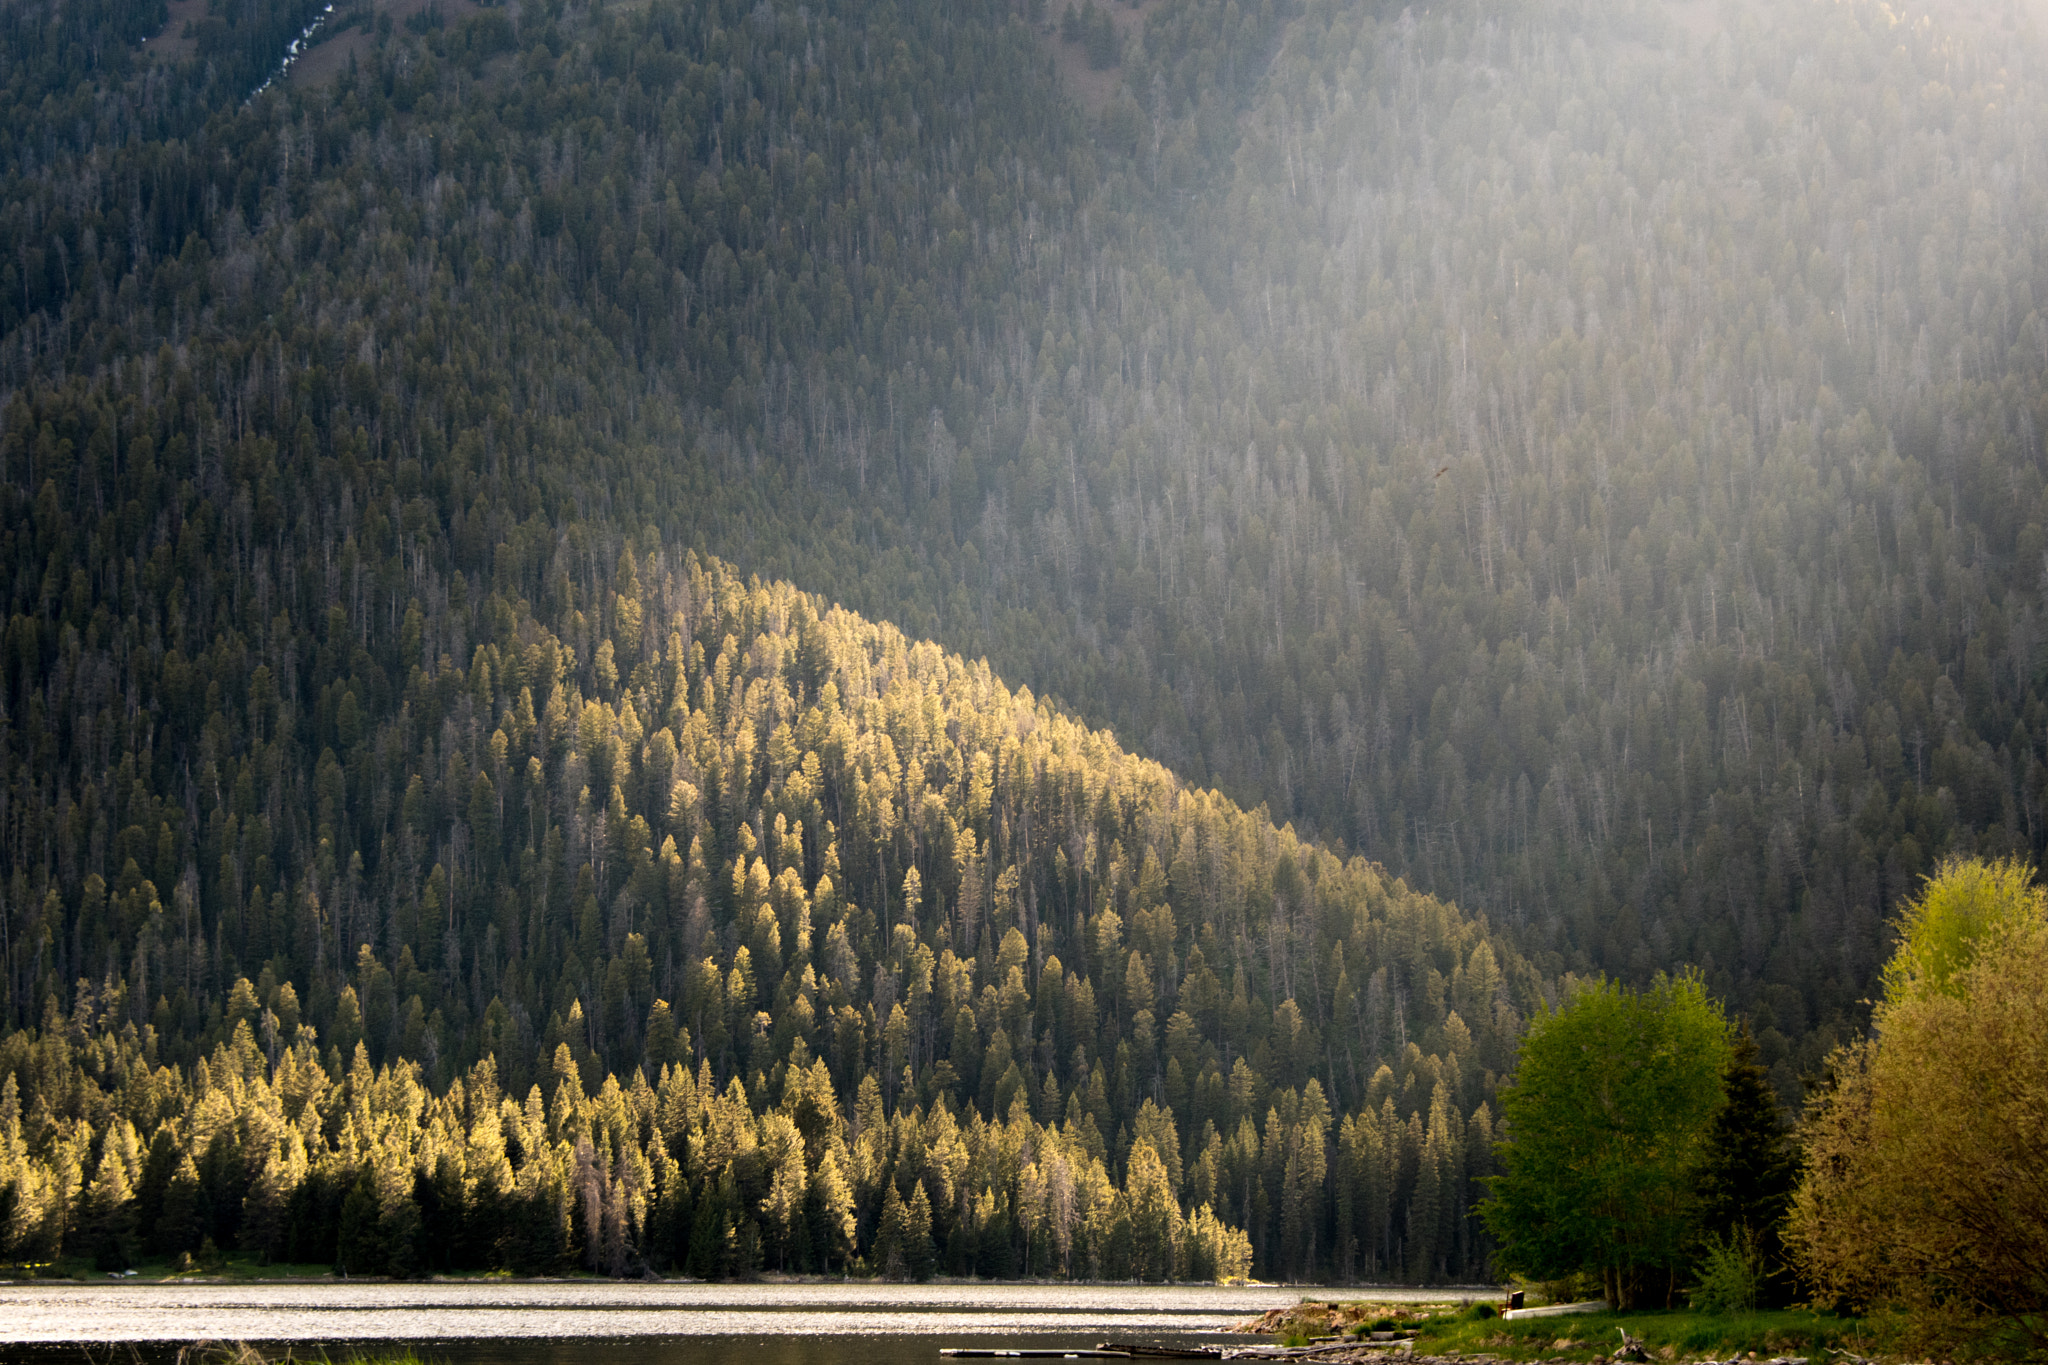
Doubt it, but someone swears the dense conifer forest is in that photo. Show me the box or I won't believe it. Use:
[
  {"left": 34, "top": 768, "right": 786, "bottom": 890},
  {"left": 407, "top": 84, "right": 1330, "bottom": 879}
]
[
  {"left": 1, "top": 0, "right": 2045, "bottom": 1281},
  {"left": 0, "top": 551, "right": 1532, "bottom": 1279}
]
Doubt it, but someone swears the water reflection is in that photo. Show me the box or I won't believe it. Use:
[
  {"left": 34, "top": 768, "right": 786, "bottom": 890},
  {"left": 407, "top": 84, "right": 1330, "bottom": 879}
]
[
  {"left": 0, "top": 1281, "right": 1479, "bottom": 1362},
  {"left": 13, "top": 1331, "right": 1215, "bottom": 1365},
  {"left": 0, "top": 1280, "right": 1304, "bottom": 1339}
]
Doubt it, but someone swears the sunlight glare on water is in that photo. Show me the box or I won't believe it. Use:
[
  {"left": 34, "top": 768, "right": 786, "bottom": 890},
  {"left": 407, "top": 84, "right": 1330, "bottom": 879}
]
[{"left": 0, "top": 1280, "right": 1340, "bottom": 1343}]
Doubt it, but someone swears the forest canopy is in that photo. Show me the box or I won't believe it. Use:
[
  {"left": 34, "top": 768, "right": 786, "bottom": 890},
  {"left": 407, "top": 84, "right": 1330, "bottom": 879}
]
[{"left": 0, "top": 545, "right": 1534, "bottom": 1280}]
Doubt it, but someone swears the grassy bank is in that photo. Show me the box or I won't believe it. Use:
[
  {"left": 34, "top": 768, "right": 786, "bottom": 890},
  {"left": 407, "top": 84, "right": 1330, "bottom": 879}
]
[
  {"left": 1248, "top": 1299, "right": 1873, "bottom": 1361},
  {"left": 2, "top": 1256, "right": 370, "bottom": 1281},
  {"left": 1, "top": 1253, "right": 551, "bottom": 1281},
  {"left": 1409, "top": 1304, "right": 1871, "bottom": 1361}
]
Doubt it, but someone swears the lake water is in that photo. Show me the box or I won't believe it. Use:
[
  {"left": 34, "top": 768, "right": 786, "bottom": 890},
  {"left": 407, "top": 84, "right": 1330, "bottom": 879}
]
[{"left": 0, "top": 1281, "right": 1484, "bottom": 1363}]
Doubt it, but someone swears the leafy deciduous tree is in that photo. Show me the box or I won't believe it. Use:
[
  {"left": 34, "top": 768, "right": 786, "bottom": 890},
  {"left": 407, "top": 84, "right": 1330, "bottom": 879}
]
[
  {"left": 1483, "top": 975, "right": 1730, "bottom": 1309},
  {"left": 1790, "top": 859, "right": 2048, "bottom": 1355}
]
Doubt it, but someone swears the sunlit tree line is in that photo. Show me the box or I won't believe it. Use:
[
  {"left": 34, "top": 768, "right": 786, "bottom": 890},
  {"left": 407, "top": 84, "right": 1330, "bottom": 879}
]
[{"left": 0, "top": 989, "right": 1258, "bottom": 1279}]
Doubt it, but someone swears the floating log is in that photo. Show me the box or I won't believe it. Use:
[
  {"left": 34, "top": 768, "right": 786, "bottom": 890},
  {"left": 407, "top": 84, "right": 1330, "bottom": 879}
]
[
  {"left": 940, "top": 1351, "right": 1132, "bottom": 1359},
  {"left": 940, "top": 1344, "right": 1227, "bottom": 1360},
  {"left": 1222, "top": 1345, "right": 1393, "bottom": 1360},
  {"left": 1499, "top": 1299, "right": 1608, "bottom": 1321}
]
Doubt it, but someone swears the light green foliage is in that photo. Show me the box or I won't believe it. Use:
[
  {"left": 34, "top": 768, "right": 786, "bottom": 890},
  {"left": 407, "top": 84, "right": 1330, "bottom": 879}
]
[
  {"left": 1880, "top": 856, "right": 2048, "bottom": 1003},
  {"left": 1792, "top": 859, "right": 2048, "bottom": 1356},
  {"left": 1482, "top": 975, "right": 1731, "bottom": 1308},
  {"left": 1692, "top": 1229, "right": 1764, "bottom": 1316}
]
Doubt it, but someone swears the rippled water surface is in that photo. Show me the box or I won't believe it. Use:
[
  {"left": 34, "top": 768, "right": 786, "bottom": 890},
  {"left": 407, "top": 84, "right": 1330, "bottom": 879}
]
[{"left": 0, "top": 1280, "right": 1487, "bottom": 1363}]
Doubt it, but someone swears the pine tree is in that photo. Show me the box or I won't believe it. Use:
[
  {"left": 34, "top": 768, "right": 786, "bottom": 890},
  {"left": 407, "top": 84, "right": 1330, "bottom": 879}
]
[
  {"left": 812, "top": 1146, "right": 857, "bottom": 1271},
  {"left": 335, "top": 1171, "right": 384, "bottom": 1276},
  {"left": 1126, "top": 1142, "right": 1178, "bottom": 1281},
  {"left": 1698, "top": 1021, "right": 1797, "bottom": 1303},
  {"left": 876, "top": 1181, "right": 909, "bottom": 1280},
  {"left": 78, "top": 1137, "right": 138, "bottom": 1270},
  {"left": 759, "top": 1113, "right": 809, "bottom": 1270},
  {"left": 906, "top": 1182, "right": 937, "bottom": 1282},
  {"left": 686, "top": 1179, "right": 730, "bottom": 1280}
]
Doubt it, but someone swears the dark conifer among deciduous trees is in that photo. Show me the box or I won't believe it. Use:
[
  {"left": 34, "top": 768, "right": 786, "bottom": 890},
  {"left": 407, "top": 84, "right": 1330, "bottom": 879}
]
[{"left": 1696, "top": 1023, "right": 1797, "bottom": 1305}]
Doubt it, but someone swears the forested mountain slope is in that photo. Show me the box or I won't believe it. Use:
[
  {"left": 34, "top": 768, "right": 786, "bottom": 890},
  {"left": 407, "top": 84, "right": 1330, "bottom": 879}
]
[
  {"left": 2, "top": 0, "right": 2046, "bottom": 1285},
  {"left": 29, "top": 0, "right": 2021, "bottom": 1101},
  {"left": 0, "top": 546, "right": 1539, "bottom": 1280},
  {"left": 983, "top": 0, "right": 2048, "bottom": 1097}
]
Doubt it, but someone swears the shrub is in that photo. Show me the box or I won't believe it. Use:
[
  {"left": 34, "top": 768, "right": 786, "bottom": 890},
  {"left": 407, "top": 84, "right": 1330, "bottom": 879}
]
[{"left": 1692, "top": 1228, "right": 1763, "bottom": 1315}]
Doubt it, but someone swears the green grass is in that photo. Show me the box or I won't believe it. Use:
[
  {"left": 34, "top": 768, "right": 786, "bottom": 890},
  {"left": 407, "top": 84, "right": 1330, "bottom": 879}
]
[
  {"left": 1406, "top": 1305, "right": 1872, "bottom": 1361},
  {"left": 3, "top": 1256, "right": 654, "bottom": 1283},
  {"left": 3, "top": 1255, "right": 342, "bottom": 1280},
  {"left": 159, "top": 1257, "right": 339, "bottom": 1280}
]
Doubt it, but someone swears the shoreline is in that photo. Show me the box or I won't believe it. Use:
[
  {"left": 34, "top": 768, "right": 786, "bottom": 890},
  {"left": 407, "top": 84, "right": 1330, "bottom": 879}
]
[{"left": 0, "top": 1270, "right": 1491, "bottom": 1292}]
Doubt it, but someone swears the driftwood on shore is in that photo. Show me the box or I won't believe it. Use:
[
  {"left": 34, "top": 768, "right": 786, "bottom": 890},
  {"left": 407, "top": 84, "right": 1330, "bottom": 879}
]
[
  {"left": 1223, "top": 1343, "right": 1412, "bottom": 1360},
  {"left": 939, "top": 1350, "right": 1219, "bottom": 1360},
  {"left": 939, "top": 1352, "right": 1132, "bottom": 1359},
  {"left": 936, "top": 1340, "right": 1418, "bottom": 1362},
  {"left": 1499, "top": 1299, "right": 1607, "bottom": 1320},
  {"left": 938, "top": 1342, "right": 1849, "bottom": 1365},
  {"left": 1099, "top": 1346, "right": 1225, "bottom": 1360}
]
